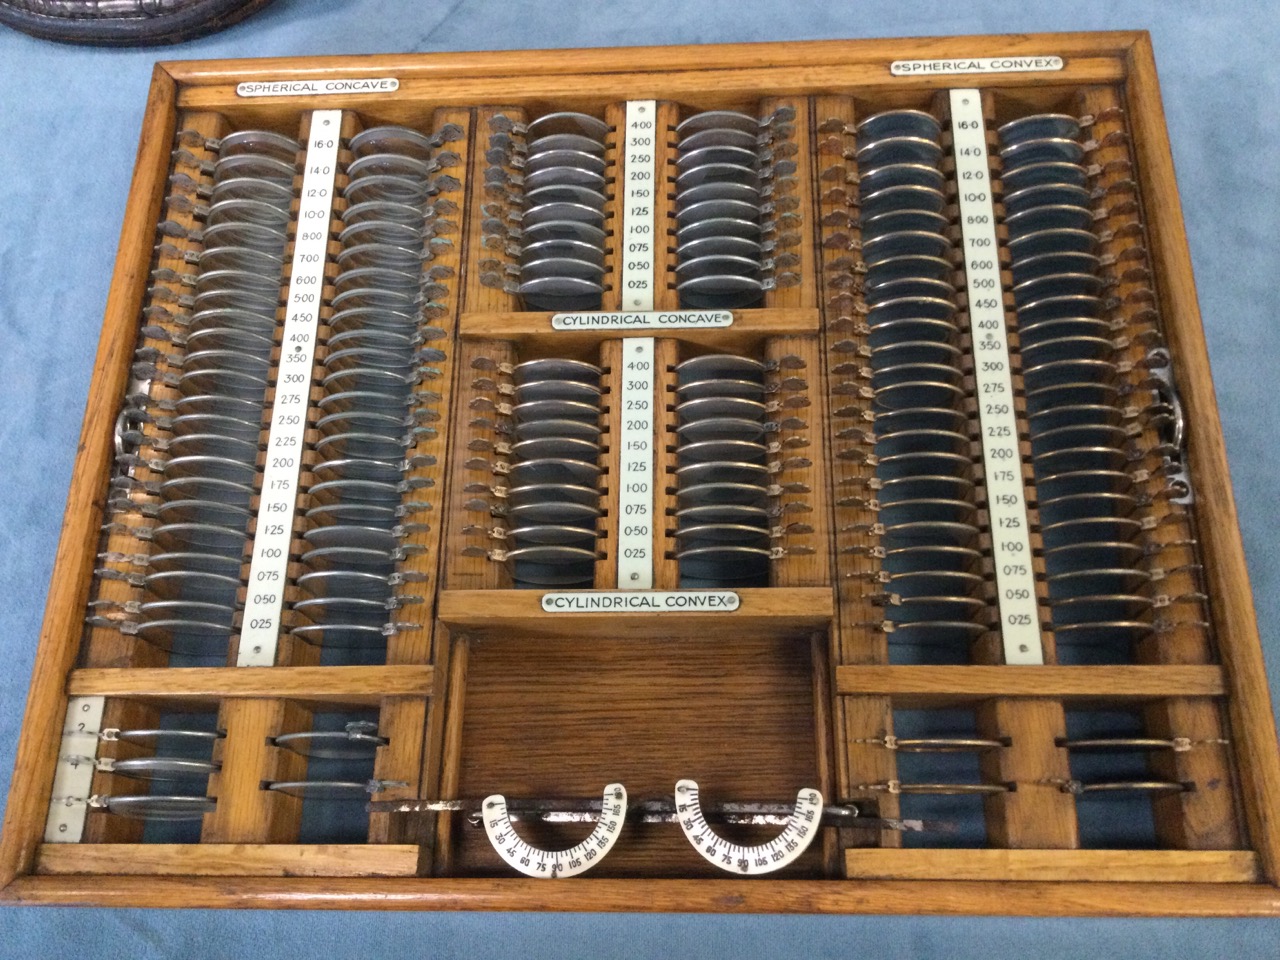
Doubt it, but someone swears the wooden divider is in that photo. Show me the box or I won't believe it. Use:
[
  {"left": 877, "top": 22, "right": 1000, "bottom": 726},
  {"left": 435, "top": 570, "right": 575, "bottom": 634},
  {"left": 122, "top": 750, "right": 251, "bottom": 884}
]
[
  {"left": 653, "top": 337, "right": 682, "bottom": 589},
  {"left": 595, "top": 339, "right": 623, "bottom": 588},
  {"left": 80, "top": 108, "right": 232, "bottom": 843},
  {"left": 655, "top": 102, "right": 682, "bottom": 311},
  {"left": 811, "top": 94, "right": 899, "bottom": 855},
  {"left": 463, "top": 106, "right": 521, "bottom": 315},
  {"left": 369, "top": 106, "right": 473, "bottom": 847},
  {"left": 441, "top": 339, "right": 515, "bottom": 590},
  {"left": 1079, "top": 85, "right": 1241, "bottom": 851},
  {"left": 766, "top": 335, "right": 830, "bottom": 587},
  {"left": 761, "top": 95, "right": 816, "bottom": 313}
]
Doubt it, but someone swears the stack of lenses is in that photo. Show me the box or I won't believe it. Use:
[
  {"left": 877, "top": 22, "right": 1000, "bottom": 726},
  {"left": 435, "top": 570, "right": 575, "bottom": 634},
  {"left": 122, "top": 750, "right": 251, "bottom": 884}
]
[
  {"left": 856, "top": 109, "right": 991, "bottom": 657},
  {"left": 998, "top": 113, "right": 1150, "bottom": 657},
  {"left": 122, "top": 130, "right": 299, "bottom": 661},
  {"left": 672, "top": 354, "right": 772, "bottom": 587},
  {"left": 90, "top": 727, "right": 223, "bottom": 823},
  {"left": 673, "top": 109, "right": 797, "bottom": 309},
  {"left": 504, "top": 112, "right": 609, "bottom": 311},
  {"left": 265, "top": 719, "right": 391, "bottom": 818},
  {"left": 503, "top": 358, "right": 604, "bottom": 588},
  {"left": 291, "top": 125, "right": 455, "bottom": 655}
]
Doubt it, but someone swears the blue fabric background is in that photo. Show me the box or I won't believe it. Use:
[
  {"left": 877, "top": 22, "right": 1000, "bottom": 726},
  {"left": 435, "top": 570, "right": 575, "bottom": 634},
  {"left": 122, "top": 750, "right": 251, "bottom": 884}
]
[{"left": 1, "top": 1, "right": 1278, "bottom": 955}]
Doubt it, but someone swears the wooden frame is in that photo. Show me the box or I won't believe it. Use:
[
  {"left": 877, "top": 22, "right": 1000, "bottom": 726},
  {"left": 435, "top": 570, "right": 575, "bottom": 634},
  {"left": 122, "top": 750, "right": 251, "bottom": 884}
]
[{"left": 2, "top": 30, "right": 1279, "bottom": 915}]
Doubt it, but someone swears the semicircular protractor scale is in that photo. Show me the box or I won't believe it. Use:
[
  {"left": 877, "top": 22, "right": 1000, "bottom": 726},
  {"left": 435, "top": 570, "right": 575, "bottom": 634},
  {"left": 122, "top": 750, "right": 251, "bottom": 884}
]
[
  {"left": 673, "top": 779, "right": 823, "bottom": 875},
  {"left": 482, "top": 783, "right": 627, "bottom": 878}
]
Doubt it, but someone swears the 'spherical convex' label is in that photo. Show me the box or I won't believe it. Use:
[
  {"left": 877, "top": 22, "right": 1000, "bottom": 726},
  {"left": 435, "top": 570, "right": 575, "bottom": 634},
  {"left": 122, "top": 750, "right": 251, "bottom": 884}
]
[
  {"left": 890, "top": 56, "right": 1063, "bottom": 76},
  {"left": 541, "top": 591, "right": 740, "bottom": 612}
]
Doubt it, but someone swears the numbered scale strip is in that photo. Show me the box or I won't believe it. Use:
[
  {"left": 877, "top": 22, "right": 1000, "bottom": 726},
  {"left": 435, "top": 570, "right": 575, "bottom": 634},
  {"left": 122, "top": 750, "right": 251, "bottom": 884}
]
[
  {"left": 616, "top": 337, "right": 656, "bottom": 588},
  {"left": 44, "top": 696, "right": 106, "bottom": 842},
  {"left": 620, "top": 100, "right": 658, "bottom": 311},
  {"left": 949, "top": 89, "right": 1044, "bottom": 666},
  {"left": 237, "top": 110, "right": 342, "bottom": 667}
]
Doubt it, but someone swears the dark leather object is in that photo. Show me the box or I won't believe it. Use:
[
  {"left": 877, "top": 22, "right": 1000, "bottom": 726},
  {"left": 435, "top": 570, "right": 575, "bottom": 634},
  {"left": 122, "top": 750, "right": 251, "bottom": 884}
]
[{"left": 0, "top": 0, "right": 277, "bottom": 45}]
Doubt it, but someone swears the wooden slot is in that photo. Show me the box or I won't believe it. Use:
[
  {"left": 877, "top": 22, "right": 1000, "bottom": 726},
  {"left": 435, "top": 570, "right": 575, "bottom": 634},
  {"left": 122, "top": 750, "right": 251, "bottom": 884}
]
[
  {"left": 35, "top": 843, "right": 420, "bottom": 878},
  {"left": 844, "top": 848, "right": 1261, "bottom": 883}
]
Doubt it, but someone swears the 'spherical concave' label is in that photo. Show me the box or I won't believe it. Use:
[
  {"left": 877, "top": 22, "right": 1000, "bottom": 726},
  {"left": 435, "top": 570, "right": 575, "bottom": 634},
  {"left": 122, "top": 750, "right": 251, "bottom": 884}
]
[{"left": 237, "top": 78, "right": 400, "bottom": 97}]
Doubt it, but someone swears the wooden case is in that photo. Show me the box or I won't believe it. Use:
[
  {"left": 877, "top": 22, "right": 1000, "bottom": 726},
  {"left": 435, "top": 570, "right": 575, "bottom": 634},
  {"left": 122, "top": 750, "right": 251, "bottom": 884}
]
[{"left": 3, "top": 30, "right": 1280, "bottom": 916}]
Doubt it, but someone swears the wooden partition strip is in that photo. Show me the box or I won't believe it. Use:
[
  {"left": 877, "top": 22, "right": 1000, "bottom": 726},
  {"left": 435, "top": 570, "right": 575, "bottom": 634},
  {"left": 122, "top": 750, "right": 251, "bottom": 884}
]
[
  {"left": 601, "top": 102, "right": 626, "bottom": 312},
  {"left": 369, "top": 105, "right": 474, "bottom": 844},
  {"left": 653, "top": 337, "right": 681, "bottom": 589},
  {"left": 201, "top": 698, "right": 309, "bottom": 843},
  {"left": 844, "top": 847, "right": 1260, "bottom": 884},
  {"left": 654, "top": 102, "right": 681, "bottom": 311},
  {"left": 463, "top": 106, "right": 521, "bottom": 314},
  {"left": 441, "top": 338, "right": 516, "bottom": 589},
  {"left": 35, "top": 843, "right": 420, "bottom": 877},
  {"left": 595, "top": 339, "right": 623, "bottom": 587},
  {"left": 1080, "top": 82, "right": 1241, "bottom": 852},
  {"left": 430, "top": 636, "right": 469, "bottom": 875},
  {"left": 837, "top": 664, "right": 1227, "bottom": 701},
  {"left": 80, "top": 108, "right": 234, "bottom": 842},
  {"left": 761, "top": 96, "right": 816, "bottom": 311},
  {"left": 812, "top": 94, "right": 899, "bottom": 852},
  {"left": 766, "top": 335, "right": 830, "bottom": 587},
  {"left": 968, "top": 89, "right": 1077, "bottom": 849},
  {"left": 69, "top": 665, "right": 435, "bottom": 701}
]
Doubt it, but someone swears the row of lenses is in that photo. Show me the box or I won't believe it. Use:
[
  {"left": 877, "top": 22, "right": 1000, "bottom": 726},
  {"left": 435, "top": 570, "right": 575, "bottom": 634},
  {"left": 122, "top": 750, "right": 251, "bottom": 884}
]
[
  {"left": 482, "top": 112, "right": 610, "bottom": 311},
  {"left": 853, "top": 109, "right": 994, "bottom": 653},
  {"left": 673, "top": 109, "right": 801, "bottom": 309},
  {"left": 92, "top": 129, "right": 301, "bottom": 660},
  {"left": 289, "top": 125, "right": 459, "bottom": 656},
  {"left": 89, "top": 721, "right": 394, "bottom": 822},
  {"left": 464, "top": 357, "right": 605, "bottom": 587},
  {"left": 673, "top": 354, "right": 776, "bottom": 586},
  {"left": 998, "top": 113, "right": 1154, "bottom": 653}
]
